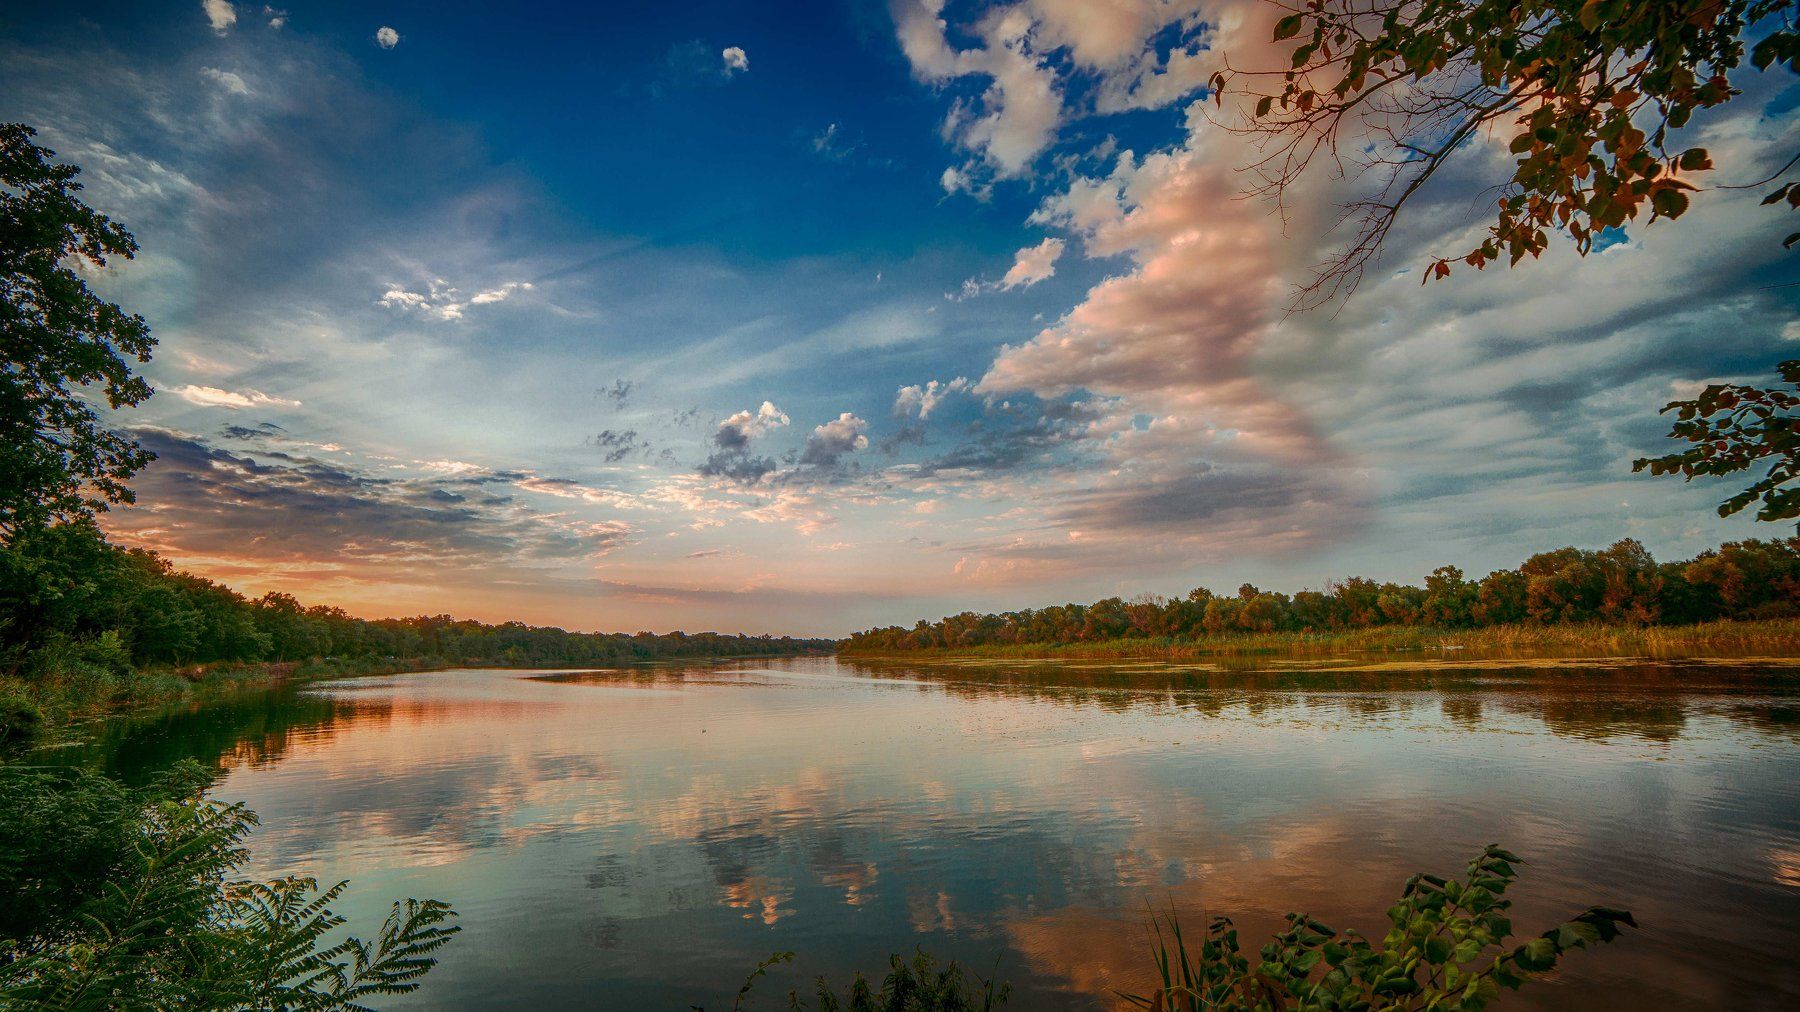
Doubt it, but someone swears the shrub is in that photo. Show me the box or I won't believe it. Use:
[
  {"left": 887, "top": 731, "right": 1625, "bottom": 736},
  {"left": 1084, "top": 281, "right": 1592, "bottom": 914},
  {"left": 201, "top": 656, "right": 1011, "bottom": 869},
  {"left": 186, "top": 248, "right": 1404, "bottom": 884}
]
[{"left": 1121, "top": 846, "right": 1634, "bottom": 1011}]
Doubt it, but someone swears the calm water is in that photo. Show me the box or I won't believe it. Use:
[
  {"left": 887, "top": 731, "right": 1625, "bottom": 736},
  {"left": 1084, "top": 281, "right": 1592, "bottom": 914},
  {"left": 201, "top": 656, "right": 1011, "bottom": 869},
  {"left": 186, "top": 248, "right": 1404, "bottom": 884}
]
[{"left": 87, "top": 657, "right": 1800, "bottom": 1009}]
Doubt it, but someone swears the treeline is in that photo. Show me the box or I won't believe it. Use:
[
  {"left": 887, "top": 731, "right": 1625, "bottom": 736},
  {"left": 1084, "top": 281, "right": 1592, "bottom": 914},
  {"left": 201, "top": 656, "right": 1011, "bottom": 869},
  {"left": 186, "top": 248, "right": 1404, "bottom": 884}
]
[
  {"left": 842, "top": 538, "right": 1800, "bottom": 651},
  {"left": 1, "top": 522, "right": 831, "bottom": 679}
]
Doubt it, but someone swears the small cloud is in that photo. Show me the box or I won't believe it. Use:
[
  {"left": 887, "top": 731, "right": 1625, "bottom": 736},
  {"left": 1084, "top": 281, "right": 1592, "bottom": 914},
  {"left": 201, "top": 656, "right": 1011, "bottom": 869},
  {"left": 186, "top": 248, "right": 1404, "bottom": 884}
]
[
  {"left": 800, "top": 412, "right": 869, "bottom": 467},
  {"left": 893, "top": 377, "right": 969, "bottom": 419},
  {"left": 713, "top": 401, "right": 789, "bottom": 451},
  {"left": 264, "top": 5, "right": 286, "bottom": 28},
  {"left": 955, "top": 237, "right": 1064, "bottom": 299},
  {"left": 202, "top": 0, "right": 236, "bottom": 34},
  {"left": 375, "top": 25, "right": 400, "bottom": 49},
  {"left": 169, "top": 384, "right": 301, "bottom": 409},
  {"left": 811, "top": 122, "right": 859, "bottom": 161},
  {"left": 200, "top": 67, "right": 251, "bottom": 95},
  {"left": 939, "top": 163, "right": 992, "bottom": 201},
  {"left": 377, "top": 278, "right": 530, "bottom": 320},
  {"left": 722, "top": 46, "right": 749, "bottom": 75},
  {"left": 1783, "top": 320, "right": 1800, "bottom": 342},
  {"left": 599, "top": 379, "right": 634, "bottom": 407}
]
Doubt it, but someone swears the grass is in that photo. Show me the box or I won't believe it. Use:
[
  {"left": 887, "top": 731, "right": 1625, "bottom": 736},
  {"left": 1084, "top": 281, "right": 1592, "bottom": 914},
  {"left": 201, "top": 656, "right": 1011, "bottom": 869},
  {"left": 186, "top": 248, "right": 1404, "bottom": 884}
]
[{"left": 837, "top": 619, "right": 1800, "bottom": 663}]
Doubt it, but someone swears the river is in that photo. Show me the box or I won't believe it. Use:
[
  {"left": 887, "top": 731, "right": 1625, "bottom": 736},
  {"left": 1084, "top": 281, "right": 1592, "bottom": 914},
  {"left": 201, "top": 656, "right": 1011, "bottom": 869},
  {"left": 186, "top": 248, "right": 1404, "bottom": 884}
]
[{"left": 85, "top": 656, "right": 1800, "bottom": 1008}]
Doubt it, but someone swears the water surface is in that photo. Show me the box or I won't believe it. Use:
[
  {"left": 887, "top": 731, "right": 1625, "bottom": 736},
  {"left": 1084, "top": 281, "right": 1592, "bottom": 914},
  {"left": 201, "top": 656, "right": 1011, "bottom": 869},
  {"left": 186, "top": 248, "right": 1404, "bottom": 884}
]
[{"left": 93, "top": 657, "right": 1800, "bottom": 1009}]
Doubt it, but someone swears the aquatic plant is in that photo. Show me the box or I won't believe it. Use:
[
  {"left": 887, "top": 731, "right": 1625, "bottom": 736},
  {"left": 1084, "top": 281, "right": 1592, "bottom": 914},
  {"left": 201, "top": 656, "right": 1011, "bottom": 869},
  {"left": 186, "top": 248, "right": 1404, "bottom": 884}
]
[
  {"left": 717, "top": 950, "right": 1011, "bottom": 1012},
  {"left": 1120, "top": 846, "right": 1634, "bottom": 1011}
]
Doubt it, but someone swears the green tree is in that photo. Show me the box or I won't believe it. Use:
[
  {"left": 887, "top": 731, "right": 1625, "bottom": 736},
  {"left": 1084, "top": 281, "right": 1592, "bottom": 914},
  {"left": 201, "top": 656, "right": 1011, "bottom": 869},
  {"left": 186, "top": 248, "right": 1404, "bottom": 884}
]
[
  {"left": 0, "top": 123, "right": 155, "bottom": 538},
  {"left": 1217, "top": 0, "right": 1799, "bottom": 306}
]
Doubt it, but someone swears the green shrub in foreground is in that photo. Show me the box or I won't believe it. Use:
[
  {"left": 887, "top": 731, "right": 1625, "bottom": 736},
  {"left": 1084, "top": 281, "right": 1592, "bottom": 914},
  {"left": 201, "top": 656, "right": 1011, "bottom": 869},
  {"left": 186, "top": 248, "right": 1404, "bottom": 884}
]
[
  {"left": 0, "top": 761, "right": 458, "bottom": 1011},
  {"left": 1121, "top": 845, "right": 1634, "bottom": 1011}
]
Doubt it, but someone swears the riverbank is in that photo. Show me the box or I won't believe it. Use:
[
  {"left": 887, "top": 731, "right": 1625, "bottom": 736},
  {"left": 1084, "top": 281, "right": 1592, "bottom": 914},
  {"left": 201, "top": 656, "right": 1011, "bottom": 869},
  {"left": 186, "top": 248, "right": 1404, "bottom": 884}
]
[
  {"left": 836, "top": 618, "right": 1800, "bottom": 663},
  {"left": 0, "top": 655, "right": 445, "bottom": 743}
]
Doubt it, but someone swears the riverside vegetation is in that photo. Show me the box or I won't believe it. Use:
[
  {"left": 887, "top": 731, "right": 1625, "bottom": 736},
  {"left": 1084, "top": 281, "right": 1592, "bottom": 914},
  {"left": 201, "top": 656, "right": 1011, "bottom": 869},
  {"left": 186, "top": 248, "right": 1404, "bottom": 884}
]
[{"left": 842, "top": 538, "right": 1800, "bottom": 655}]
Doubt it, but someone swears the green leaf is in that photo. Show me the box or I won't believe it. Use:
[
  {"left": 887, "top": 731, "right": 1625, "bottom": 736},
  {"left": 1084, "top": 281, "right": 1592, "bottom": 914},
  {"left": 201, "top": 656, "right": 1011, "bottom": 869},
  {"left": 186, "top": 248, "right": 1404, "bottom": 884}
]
[{"left": 1273, "top": 14, "right": 1305, "bottom": 41}]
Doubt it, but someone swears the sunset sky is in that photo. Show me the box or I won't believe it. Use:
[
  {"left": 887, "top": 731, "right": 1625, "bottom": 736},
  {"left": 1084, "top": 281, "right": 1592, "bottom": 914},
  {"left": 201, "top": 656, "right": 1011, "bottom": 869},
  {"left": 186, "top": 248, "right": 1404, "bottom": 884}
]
[{"left": 4, "top": 0, "right": 1796, "bottom": 635}]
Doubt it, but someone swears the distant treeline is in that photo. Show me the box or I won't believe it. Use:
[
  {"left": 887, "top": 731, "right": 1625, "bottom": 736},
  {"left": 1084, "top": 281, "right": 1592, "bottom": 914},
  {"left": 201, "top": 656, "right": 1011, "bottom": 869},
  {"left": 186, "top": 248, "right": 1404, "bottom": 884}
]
[
  {"left": 842, "top": 538, "right": 1800, "bottom": 652},
  {"left": 1, "top": 522, "right": 832, "bottom": 678}
]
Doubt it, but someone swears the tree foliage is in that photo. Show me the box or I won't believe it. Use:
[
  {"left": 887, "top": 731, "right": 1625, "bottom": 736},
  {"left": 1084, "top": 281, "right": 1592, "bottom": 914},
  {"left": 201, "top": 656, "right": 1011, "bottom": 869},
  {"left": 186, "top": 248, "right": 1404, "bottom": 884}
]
[
  {"left": 1634, "top": 359, "right": 1800, "bottom": 520},
  {"left": 0, "top": 123, "right": 155, "bottom": 537},
  {"left": 1215, "top": 0, "right": 1800, "bottom": 305},
  {"left": 844, "top": 537, "right": 1800, "bottom": 651},
  {"left": 0, "top": 760, "right": 459, "bottom": 1011},
  {"left": 1121, "top": 845, "right": 1634, "bottom": 1011},
  {"left": 0, "top": 522, "right": 832, "bottom": 681}
]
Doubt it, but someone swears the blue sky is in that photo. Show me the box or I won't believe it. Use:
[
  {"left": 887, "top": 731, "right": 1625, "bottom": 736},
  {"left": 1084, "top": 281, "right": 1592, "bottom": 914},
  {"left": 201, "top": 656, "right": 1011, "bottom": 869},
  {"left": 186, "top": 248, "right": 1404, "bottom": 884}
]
[{"left": 4, "top": 0, "right": 1798, "bottom": 634}]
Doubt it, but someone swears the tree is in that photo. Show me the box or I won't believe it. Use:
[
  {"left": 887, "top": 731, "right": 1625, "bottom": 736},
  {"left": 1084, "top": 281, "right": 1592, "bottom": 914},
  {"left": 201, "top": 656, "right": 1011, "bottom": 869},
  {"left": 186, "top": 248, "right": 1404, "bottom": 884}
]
[
  {"left": 1634, "top": 359, "right": 1800, "bottom": 521},
  {"left": 0, "top": 123, "right": 154, "bottom": 538},
  {"left": 1215, "top": 0, "right": 1799, "bottom": 307}
]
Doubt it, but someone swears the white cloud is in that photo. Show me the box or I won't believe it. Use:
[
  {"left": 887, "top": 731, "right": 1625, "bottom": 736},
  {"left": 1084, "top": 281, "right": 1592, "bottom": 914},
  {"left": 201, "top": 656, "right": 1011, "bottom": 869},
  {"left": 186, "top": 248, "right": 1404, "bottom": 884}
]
[
  {"left": 200, "top": 67, "right": 251, "bottom": 95},
  {"left": 957, "top": 237, "right": 1064, "bottom": 298},
  {"left": 895, "top": 0, "right": 1062, "bottom": 179},
  {"left": 721, "top": 46, "right": 749, "bottom": 75},
  {"left": 201, "top": 0, "right": 236, "bottom": 34},
  {"left": 265, "top": 6, "right": 287, "bottom": 29},
  {"left": 377, "top": 278, "right": 531, "bottom": 320},
  {"left": 714, "top": 401, "right": 790, "bottom": 450},
  {"left": 169, "top": 384, "right": 301, "bottom": 409},
  {"left": 375, "top": 26, "right": 400, "bottom": 49},
  {"left": 894, "top": 377, "right": 970, "bottom": 419},
  {"left": 891, "top": 0, "right": 1217, "bottom": 185}
]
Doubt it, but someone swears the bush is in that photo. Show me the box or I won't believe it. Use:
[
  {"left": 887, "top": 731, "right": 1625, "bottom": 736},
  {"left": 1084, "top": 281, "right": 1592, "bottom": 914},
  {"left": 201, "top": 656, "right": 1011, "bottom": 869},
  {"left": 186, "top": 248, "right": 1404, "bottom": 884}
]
[
  {"left": 0, "top": 692, "right": 40, "bottom": 745},
  {"left": 0, "top": 759, "right": 459, "bottom": 1010},
  {"left": 1122, "top": 845, "right": 1634, "bottom": 1011}
]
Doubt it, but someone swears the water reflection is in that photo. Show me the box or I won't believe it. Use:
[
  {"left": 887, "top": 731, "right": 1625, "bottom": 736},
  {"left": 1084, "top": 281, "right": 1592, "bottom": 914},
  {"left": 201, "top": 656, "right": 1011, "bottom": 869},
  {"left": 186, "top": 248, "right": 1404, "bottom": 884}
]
[{"left": 87, "top": 657, "right": 1800, "bottom": 1009}]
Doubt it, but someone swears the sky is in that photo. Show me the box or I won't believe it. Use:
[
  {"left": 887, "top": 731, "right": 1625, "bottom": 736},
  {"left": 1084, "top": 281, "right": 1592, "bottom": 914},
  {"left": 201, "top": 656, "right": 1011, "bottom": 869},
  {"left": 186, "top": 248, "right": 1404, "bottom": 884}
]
[{"left": 3, "top": 0, "right": 1797, "bottom": 636}]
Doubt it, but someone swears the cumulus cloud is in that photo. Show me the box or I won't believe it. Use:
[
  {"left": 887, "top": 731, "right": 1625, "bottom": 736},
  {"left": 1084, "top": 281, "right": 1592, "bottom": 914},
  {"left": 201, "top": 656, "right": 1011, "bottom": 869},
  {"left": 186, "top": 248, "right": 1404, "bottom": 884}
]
[
  {"left": 169, "top": 384, "right": 302, "bottom": 409},
  {"left": 377, "top": 278, "right": 532, "bottom": 320},
  {"left": 700, "top": 402, "right": 790, "bottom": 484},
  {"left": 957, "top": 236, "right": 1064, "bottom": 298},
  {"left": 893, "top": 377, "right": 970, "bottom": 419},
  {"left": 892, "top": 0, "right": 1216, "bottom": 187},
  {"left": 981, "top": 105, "right": 1326, "bottom": 465},
  {"left": 800, "top": 412, "right": 870, "bottom": 467},
  {"left": 721, "top": 46, "right": 749, "bottom": 75},
  {"left": 375, "top": 26, "right": 400, "bottom": 49},
  {"left": 713, "top": 401, "right": 790, "bottom": 451},
  {"left": 200, "top": 67, "right": 250, "bottom": 95},
  {"left": 201, "top": 0, "right": 236, "bottom": 34},
  {"left": 894, "top": 0, "right": 1062, "bottom": 179}
]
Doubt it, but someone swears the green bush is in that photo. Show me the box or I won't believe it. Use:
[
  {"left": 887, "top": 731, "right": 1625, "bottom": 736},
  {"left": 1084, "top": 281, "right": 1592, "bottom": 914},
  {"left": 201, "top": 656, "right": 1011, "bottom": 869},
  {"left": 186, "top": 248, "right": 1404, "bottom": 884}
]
[
  {"left": 1121, "top": 846, "right": 1634, "bottom": 1011},
  {"left": 0, "top": 759, "right": 458, "bottom": 1010},
  {"left": 0, "top": 692, "right": 39, "bottom": 745}
]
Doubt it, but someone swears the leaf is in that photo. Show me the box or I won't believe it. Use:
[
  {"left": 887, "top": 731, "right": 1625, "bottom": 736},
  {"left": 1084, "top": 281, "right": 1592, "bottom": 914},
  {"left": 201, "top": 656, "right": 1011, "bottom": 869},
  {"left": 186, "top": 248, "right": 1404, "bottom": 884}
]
[{"left": 1273, "top": 14, "right": 1305, "bottom": 41}]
